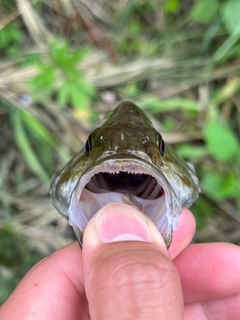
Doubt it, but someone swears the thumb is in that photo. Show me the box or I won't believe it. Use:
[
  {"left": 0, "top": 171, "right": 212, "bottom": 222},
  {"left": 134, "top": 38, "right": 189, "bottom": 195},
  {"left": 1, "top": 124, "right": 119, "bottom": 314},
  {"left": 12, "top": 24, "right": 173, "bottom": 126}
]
[{"left": 82, "top": 203, "right": 184, "bottom": 320}]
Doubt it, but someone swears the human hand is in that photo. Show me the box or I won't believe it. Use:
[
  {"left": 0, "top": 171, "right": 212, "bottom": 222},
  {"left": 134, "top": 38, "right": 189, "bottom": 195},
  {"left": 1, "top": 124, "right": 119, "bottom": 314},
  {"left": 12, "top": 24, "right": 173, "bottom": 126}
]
[{"left": 0, "top": 204, "right": 240, "bottom": 320}]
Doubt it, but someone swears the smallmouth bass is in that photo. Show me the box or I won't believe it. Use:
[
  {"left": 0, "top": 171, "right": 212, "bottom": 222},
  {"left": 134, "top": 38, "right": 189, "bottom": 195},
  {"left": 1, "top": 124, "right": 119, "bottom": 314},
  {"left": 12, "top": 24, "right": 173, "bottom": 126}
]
[{"left": 50, "top": 101, "right": 199, "bottom": 248}]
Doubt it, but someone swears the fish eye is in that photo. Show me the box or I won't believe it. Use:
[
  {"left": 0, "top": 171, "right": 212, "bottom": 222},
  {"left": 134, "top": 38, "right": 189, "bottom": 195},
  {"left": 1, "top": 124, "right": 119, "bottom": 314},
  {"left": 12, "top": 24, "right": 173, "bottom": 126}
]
[
  {"left": 85, "top": 138, "right": 91, "bottom": 156},
  {"left": 160, "top": 139, "right": 165, "bottom": 156}
]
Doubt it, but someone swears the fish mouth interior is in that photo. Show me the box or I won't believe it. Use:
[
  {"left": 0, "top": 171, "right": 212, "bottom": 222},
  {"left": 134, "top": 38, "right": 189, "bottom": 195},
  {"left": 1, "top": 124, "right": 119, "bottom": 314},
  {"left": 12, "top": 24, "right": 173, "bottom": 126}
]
[
  {"left": 85, "top": 172, "right": 164, "bottom": 199},
  {"left": 76, "top": 166, "right": 170, "bottom": 245}
]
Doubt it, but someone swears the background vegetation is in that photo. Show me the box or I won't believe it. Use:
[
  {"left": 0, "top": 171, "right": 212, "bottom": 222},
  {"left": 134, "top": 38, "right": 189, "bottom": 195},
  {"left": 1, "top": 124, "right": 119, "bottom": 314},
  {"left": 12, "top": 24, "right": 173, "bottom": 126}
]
[{"left": 0, "top": 0, "right": 239, "bottom": 304}]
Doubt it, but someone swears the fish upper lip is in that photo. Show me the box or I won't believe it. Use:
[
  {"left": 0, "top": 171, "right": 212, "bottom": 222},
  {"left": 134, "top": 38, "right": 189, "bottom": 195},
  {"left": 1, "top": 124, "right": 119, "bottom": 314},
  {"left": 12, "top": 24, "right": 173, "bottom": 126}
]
[
  {"left": 94, "top": 149, "right": 155, "bottom": 164},
  {"left": 86, "top": 153, "right": 160, "bottom": 175}
]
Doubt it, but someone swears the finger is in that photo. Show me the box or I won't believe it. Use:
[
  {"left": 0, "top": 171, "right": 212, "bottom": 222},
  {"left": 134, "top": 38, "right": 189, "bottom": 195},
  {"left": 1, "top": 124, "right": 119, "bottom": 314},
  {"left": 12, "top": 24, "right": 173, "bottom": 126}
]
[
  {"left": 168, "top": 208, "right": 196, "bottom": 260},
  {"left": 0, "top": 242, "right": 88, "bottom": 320},
  {"left": 184, "top": 292, "right": 240, "bottom": 320},
  {"left": 82, "top": 203, "right": 184, "bottom": 320},
  {"left": 174, "top": 242, "right": 240, "bottom": 303}
]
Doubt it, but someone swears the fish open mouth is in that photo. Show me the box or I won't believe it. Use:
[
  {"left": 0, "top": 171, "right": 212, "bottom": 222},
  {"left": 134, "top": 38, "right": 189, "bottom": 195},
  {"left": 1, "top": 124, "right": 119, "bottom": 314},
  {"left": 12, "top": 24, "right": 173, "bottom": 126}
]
[
  {"left": 86, "top": 172, "right": 164, "bottom": 199},
  {"left": 68, "top": 156, "right": 177, "bottom": 247}
]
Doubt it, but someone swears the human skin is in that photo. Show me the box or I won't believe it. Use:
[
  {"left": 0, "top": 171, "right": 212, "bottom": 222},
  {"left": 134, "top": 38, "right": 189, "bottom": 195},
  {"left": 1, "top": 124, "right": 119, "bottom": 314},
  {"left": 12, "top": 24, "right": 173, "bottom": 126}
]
[{"left": 0, "top": 204, "right": 240, "bottom": 319}]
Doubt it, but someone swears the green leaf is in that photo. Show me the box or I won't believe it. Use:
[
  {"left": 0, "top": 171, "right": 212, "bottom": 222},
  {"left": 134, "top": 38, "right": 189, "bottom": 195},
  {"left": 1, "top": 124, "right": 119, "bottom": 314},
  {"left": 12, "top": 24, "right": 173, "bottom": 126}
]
[
  {"left": 236, "top": 149, "right": 240, "bottom": 166},
  {"left": 11, "top": 111, "right": 50, "bottom": 185},
  {"left": 113, "top": 0, "right": 136, "bottom": 32},
  {"left": 0, "top": 23, "right": 24, "bottom": 49},
  {"left": 21, "top": 110, "right": 56, "bottom": 146},
  {"left": 49, "top": 40, "right": 88, "bottom": 72},
  {"left": 212, "top": 32, "right": 240, "bottom": 61},
  {"left": 205, "top": 122, "right": 239, "bottom": 161},
  {"left": 78, "top": 80, "right": 96, "bottom": 96},
  {"left": 202, "top": 171, "right": 239, "bottom": 200},
  {"left": 58, "top": 82, "right": 72, "bottom": 108},
  {"left": 57, "top": 79, "right": 95, "bottom": 109},
  {"left": 71, "top": 84, "right": 89, "bottom": 108},
  {"left": 29, "top": 66, "right": 55, "bottom": 100},
  {"left": 177, "top": 145, "right": 208, "bottom": 159},
  {"left": 221, "top": 0, "right": 240, "bottom": 35},
  {"left": 139, "top": 98, "right": 199, "bottom": 112},
  {"left": 190, "top": 0, "right": 219, "bottom": 23},
  {"left": 213, "top": 0, "right": 240, "bottom": 61},
  {"left": 70, "top": 49, "right": 89, "bottom": 66},
  {"left": 164, "top": 0, "right": 181, "bottom": 13},
  {"left": 21, "top": 109, "right": 70, "bottom": 163},
  {"left": 50, "top": 40, "right": 69, "bottom": 68}
]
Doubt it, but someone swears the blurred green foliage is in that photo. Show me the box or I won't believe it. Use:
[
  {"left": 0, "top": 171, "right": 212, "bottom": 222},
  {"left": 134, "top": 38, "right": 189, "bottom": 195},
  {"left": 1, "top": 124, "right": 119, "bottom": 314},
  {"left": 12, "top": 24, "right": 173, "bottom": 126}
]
[
  {"left": 0, "top": 23, "right": 24, "bottom": 56},
  {"left": 29, "top": 40, "right": 96, "bottom": 108},
  {"left": 190, "top": 0, "right": 240, "bottom": 61},
  {"left": 10, "top": 109, "right": 52, "bottom": 184},
  {"left": 164, "top": 0, "right": 181, "bottom": 13},
  {"left": 178, "top": 121, "right": 240, "bottom": 202}
]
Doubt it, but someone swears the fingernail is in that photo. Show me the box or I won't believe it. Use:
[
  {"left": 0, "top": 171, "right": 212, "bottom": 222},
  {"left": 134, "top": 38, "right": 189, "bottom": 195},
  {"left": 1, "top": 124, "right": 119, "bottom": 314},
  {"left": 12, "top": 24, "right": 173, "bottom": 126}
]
[{"left": 94, "top": 203, "right": 151, "bottom": 243}]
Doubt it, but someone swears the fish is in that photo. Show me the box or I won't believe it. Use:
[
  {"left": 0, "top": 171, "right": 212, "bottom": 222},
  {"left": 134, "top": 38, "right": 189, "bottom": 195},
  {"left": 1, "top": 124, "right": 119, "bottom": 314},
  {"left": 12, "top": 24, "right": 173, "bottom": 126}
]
[{"left": 50, "top": 101, "right": 200, "bottom": 248}]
